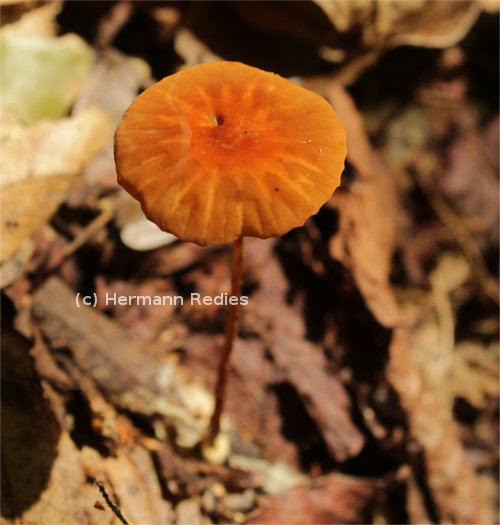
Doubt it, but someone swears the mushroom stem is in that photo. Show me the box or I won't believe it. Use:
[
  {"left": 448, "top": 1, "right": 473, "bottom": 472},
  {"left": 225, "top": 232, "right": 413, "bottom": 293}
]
[{"left": 206, "top": 235, "right": 244, "bottom": 445}]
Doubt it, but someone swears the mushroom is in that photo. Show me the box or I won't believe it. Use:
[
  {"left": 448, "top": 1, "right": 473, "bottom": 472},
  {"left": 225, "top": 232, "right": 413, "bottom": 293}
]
[{"left": 114, "top": 61, "right": 346, "bottom": 451}]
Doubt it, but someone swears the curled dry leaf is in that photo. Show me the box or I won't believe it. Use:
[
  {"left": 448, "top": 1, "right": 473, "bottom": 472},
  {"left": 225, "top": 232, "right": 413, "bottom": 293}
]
[
  {"left": 326, "top": 83, "right": 402, "bottom": 328},
  {"left": 316, "top": 0, "right": 481, "bottom": 49}
]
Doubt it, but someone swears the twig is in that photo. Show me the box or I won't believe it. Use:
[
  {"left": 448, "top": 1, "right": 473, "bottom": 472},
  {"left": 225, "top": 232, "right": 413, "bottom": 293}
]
[
  {"left": 61, "top": 207, "right": 114, "bottom": 259},
  {"left": 95, "top": 480, "right": 130, "bottom": 525}
]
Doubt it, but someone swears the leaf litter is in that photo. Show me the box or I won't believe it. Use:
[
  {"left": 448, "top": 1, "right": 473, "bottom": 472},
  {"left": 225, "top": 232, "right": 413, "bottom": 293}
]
[{"left": 1, "top": 2, "right": 498, "bottom": 524}]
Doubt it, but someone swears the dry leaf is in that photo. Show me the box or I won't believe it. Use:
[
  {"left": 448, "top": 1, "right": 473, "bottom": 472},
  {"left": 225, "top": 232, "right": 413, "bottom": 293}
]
[
  {"left": 1, "top": 2, "right": 60, "bottom": 38},
  {"left": 316, "top": 1, "right": 481, "bottom": 49},
  {"left": 244, "top": 238, "right": 365, "bottom": 462},
  {"left": 452, "top": 341, "right": 499, "bottom": 409},
  {"left": 73, "top": 50, "right": 152, "bottom": 125},
  {"left": 1, "top": 107, "right": 112, "bottom": 188},
  {"left": 0, "top": 107, "right": 111, "bottom": 268},
  {"left": 327, "top": 83, "right": 402, "bottom": 328},
  {"left": 1, "top": 175, "right": 77, "bottom": 265},
  {"left": 11, "top": 434, "right": 111, "bottom": 525},
  {"left": 103, "top": 446, "right": 173, "bottom": 524}
]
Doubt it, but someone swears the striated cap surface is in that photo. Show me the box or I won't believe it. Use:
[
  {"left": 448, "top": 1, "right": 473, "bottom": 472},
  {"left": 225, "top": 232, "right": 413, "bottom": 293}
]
[{"left": 114, "top": 61, "right": 346, "bottom": 246}]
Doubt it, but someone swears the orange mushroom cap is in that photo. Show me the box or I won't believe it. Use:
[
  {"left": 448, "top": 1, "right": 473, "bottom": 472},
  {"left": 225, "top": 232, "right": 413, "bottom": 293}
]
[{"left": 114, "top": 61, "right": 346, "bottom": 246}]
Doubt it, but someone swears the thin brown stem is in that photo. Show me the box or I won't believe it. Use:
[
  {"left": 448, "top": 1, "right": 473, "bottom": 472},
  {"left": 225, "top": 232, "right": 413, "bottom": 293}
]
[{"left": 206, "top": 236, "right": 244, "bottom": 445}]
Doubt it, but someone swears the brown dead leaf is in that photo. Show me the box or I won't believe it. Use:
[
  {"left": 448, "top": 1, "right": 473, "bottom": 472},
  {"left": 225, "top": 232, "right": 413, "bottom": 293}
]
[
  {"left": 245, "top": 238, "right": 364, "bottom": 462},
  {"left": 326, "top": 83, "right": 402, "bottom": 328},
  {"left": 103, "top": 446, "right": 173, "bottom": 524},
  {"left": 13, "top": 434, "right": 112, "bottom": 525},
  {"left": 269, "top": 329, "right": 363, "bottom": 463}
]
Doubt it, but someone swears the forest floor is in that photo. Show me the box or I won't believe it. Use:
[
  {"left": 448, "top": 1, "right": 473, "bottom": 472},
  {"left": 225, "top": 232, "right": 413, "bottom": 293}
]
[{"left": 1, "top": 2, "right": 499, "bottom": 524}]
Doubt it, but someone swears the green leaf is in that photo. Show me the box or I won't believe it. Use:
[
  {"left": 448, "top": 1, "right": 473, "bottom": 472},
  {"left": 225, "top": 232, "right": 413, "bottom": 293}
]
[{"left": 0, "top": 32, "right": 92, "bottom": 124}]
